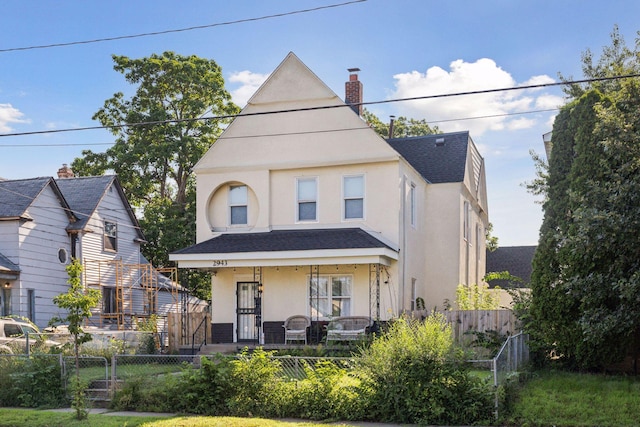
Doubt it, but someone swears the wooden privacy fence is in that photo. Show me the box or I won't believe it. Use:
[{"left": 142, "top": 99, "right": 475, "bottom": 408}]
[
  {"left": 445, "top": 310, "right": 517, "bottom": 342},
  {"left": 167, "top": 311, "right": 210, "bottom": 352}
]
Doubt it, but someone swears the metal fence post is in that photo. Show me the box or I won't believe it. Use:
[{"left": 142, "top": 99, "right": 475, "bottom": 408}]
[{"left": 111, "top": 354, "right": 117, "bottom": 399}]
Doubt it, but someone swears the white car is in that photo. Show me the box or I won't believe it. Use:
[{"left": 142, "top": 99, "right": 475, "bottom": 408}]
[{"left": 0, "top": 317, "right": 58, "bottom": 354}]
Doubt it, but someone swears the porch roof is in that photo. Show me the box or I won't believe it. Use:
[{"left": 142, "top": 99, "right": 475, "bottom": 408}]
[{"left": 170, "top": 228, "right": 398, "bottom": 268}]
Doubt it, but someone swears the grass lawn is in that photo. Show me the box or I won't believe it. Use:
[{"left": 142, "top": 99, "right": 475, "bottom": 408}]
[
  {"left": 0, "top": 409, "right": 361, "bottom": 427},
  {"left": 507, "top": 370, "right": 640, "bottom": 427},
  {"left": 76, "top": 361, "right": 185, "bottom": 383}
]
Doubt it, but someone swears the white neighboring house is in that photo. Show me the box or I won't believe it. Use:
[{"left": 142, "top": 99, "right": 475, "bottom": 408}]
[
  {"left": 0, "top": 166, "right": 196, "bottom": 330},
  {"left": 170, "top": 53, "right": 489, "bottom": 345}
]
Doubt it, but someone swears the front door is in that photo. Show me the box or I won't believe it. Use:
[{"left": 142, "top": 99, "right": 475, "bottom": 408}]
[{"left": 236, "top": 282, "right": 261, "bottom": 342}]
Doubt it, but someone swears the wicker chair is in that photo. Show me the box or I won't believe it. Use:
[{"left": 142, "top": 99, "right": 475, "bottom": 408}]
[{"left": 283, "top": 315, "right": 311, "bottom": 344}]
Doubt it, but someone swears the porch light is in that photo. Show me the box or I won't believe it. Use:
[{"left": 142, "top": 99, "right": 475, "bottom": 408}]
[{"left": 3, "top": 282, "right": 9, "bottom": 288}]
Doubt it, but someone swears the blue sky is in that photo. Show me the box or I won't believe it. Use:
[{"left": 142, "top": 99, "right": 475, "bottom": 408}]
[{"left": 1, "top": 0, "right": 639, "bottom": 246}]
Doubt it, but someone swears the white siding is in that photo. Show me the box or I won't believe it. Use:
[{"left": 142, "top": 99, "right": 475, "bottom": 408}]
[{"left": 16, "top": 186, "right": 72, "bottom": 328}]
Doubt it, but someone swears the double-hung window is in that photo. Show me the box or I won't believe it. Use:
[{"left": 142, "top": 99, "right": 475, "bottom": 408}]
[
  {"left": 309, "top": 275, "right": 352, "bottom": 318},
  {"left": 343, "top": 175, "right": 364, "bottom": 220},
  {"left": 297, "top": 178, "right": 317, "bottom": 221},
  {"left": 229, "top": 185, "right": 248, "bottom": 225},
  {"left": 463, "top": 201, "right": 471, "bottom": 242},
  {"left": 104, "top": 220, "right": 117, "bottom": 251},
  {"left": 410, "top": 182, "right": 416, "bottom": 227}
]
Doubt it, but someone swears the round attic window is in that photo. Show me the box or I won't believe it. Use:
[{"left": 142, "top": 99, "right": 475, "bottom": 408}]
[{"left": 58, "top": 248, "right": 68, "bottom": 264}]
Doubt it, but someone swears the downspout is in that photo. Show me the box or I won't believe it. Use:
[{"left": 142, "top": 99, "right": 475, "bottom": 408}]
[{"left": 399, "top": 175, "right": 407, "bottom": 315}]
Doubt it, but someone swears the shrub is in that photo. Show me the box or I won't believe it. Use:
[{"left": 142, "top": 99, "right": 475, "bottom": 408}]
[
  {"left": 0, "top": 356, "right": 68, "bottom": 408},
  {"left": 80, "top": 336, "right": 127, "bottom": 362},
  {"left": 168, "top": 355, "right": 233, "bottom": 415},
  {"left": 354, "top": 314, "right": 494, "bottom": 425},
  {"left": 227, "top": 348, "right": 286, "bottom": 417},
  {"left": 292, "top": 360, "right": 367, "bottom": 421}
]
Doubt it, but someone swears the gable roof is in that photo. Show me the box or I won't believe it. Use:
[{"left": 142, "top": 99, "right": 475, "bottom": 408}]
[
  {"left": 486, "top": 245, "right": 536, "bottom": 288},
  {"left": 194, "top": 52, "right": 399, "bottom": 172},
  {"left": 0, "top": 252, "right": 20, "bottom": 273},
  {"left": 173, "top": 228, "right": 396, "bottom": 255},
  {"left": 386, "top": 131, "right": 470, "bottom": 184},
  {"left": 56, "top": 175, "right": 145, "bottom": 241},
  {"left": 0, "top": 177, "right": 75, "bottom": 221}
]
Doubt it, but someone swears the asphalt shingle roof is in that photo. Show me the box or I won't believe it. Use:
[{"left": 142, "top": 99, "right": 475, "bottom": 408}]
[
  {"left": 0, "top": 252, "right": 20, "bottom": 273},
  {"left": 56, "top": 176, "right": 114, "bottom": 231},
  {"left": 0, "top": 177, "right": 53, "bottom": 218},
  {"left": 486, "top": 245, "right": 537, "bottom": 288},
  {"left": 172, "top": 228, "right": 395, "bottom": 255},
  {"left": 386, "top": 131, "right": 470, "bottom": 184}
]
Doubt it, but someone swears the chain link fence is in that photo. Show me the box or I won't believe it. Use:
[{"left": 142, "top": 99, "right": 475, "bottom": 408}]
[
  {"left": 467, "top": 332, "right": 530, "bottom": 420},
  {"left": 493, "top": 332, "right": 529, "bottom": 386},
  {"left": 271, "top": 356, "right": 356, "bottom": 379},
  {"left": 2, "top": 332, "right": 528, "bottom": 415}
]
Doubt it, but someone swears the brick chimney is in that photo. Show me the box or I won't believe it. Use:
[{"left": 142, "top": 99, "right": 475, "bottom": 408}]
[
  {"left": 57, "top": 164, "right": 74, "bottom": 179},
  {"left": 345, "top": 68, "right": 363, "bottom": 116}
]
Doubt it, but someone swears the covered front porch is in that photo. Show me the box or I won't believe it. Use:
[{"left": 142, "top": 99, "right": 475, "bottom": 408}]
[{"left": 170, "top": 228, "right": 399, "bottom": 345}]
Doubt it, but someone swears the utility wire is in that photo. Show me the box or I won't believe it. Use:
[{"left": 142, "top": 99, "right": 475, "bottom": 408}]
[
  {"left": 0, "top": 0, "right": 367, "bottom": 53},
  {"left": 0, "top": 184, "right": 143, "bottom": 233},
  {"left": 0, "top": 73, "right": 637, "bottom": 140},
  {"left": 0, "top": 108, "right": 559, "bottom": 148},
  {"left": 0, "top": 108, "right": 561, "bottom": 146}
]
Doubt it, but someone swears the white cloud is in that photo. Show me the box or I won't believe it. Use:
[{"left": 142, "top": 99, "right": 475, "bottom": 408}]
[
  {"left": 390, "top": 58, "right": 558, "bottom": 137},
  {"left": 535, "top": 93, "right": 564, "bottom": 109},
  {"left": 520, "top": 74, "right": 556, "bottom": 90},
  {"left": 0, "top": 103, "right": 28, "bottom": 133},
  {"left": 228, "top": 71, "right": 270, "bottom": 107}
]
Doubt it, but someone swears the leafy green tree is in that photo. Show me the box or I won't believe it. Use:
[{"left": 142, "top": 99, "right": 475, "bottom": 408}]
[
  {"left": 484, "top": 222, "right": 499, "bottom": 252},
  {"left": 530, "top": 28, "right": 640, "bottom": 370},
  {"left": 72, "top": 52, "right": 239, "bottom": 300},
  {"left": 522, "top": 149, "right": 549, "bottom": 204},
  {"left": 51, "top": 259, "right": 101, "bottom": 419},
  {"left": 455, "top": 283, "right": 501, "bottom": 310},
  {"left": 362, "top": 108, "right": 440, "bottom": 138}
]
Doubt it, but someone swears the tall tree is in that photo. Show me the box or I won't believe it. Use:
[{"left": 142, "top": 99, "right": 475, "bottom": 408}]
[
  {"left": 530, "top": 27, "right": 640, "bottom": 370},
  {"left": 72, "top": 52, "right": 239, "bottom": 299},
  {"left": 362, "top": 109, "right": 440, "bottom": 138}
]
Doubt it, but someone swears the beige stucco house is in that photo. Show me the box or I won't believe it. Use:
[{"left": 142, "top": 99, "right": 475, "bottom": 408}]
[{"left": 170, "top": 52, "right": 488, "bottom": 344}]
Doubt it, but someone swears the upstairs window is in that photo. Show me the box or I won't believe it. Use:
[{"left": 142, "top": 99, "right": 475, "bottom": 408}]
[
  {"left": 463, "top": 201, "right": 471, "bottom": 242},
  {"left": 410, "top": 182, "right": 416, "bottom": 227},
  {"left": 229, "top": 185, "right": 248, "bottom": 225},
  {"left": 343, "top": 175, "right": 364, "bottom": 220},
  {"left": 104, "top": 220, "right": 117, "bottom": 252},
  {"left": 297, "top": 178, "right": 317, "bottom": 221}
]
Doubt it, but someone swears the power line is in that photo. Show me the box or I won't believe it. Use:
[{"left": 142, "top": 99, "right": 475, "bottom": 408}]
[
  {"left": 0, "top": 0, "right": 366, "bottom": 53},
  {"left": 0, "top": 184, "right": 143, "bottom": 233},
  {"left": 1, "top": 73, "right": 637, "bottom": 140},
  {"left": 0, "top": 108, "right": 562, "bottom": 147}
]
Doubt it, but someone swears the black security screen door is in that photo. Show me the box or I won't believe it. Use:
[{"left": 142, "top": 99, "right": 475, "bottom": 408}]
[{"left": 236, "top": 281, "right": 260, "bottom": 342}]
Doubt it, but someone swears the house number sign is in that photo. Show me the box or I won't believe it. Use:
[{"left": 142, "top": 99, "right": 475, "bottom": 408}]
[{"left": 212, "top": 260, "right": 228, "bottom": 266}]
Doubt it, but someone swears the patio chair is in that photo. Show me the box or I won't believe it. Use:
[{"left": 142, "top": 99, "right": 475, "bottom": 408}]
[{"left": 283, "top": 315, "right": 311, "bottom": 344}]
